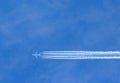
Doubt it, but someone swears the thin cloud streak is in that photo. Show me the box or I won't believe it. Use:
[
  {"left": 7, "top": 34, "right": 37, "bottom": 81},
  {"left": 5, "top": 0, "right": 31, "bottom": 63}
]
[{"left": 38, "top": 51, "right": 120, "bottom": 59}]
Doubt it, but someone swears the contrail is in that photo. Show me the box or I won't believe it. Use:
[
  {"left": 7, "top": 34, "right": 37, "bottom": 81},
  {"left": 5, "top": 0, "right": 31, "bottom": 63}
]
[{"left": 32, "top": 51, "right": 120, "bottom": 59}]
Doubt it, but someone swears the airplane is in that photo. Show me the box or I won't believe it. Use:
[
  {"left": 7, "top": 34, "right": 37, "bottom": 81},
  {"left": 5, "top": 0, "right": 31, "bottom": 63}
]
[{"left": 32, "top": 52, "right": 41, "bottom": 58}]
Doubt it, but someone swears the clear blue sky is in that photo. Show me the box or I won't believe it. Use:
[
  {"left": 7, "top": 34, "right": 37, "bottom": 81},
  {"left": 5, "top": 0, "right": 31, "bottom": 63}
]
[{"left": 1, "top": 0, "right": 120, "bottom": 83}]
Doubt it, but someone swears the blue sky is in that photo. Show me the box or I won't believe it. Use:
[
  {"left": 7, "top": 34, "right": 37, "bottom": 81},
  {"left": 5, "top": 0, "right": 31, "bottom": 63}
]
[{"left": 1, "top": 0, "right": 120, "bottom": 83}]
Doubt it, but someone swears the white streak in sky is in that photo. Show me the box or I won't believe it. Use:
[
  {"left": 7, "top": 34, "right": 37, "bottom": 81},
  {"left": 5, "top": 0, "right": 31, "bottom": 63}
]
[{"left": 33, "top": 51, "right": 120, "bottom": 59}]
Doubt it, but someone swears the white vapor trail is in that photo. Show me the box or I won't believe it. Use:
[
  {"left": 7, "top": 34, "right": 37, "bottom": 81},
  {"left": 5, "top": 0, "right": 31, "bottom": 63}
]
[{"left": 33, "top": 51, "right": 120, "bottom": 59}]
